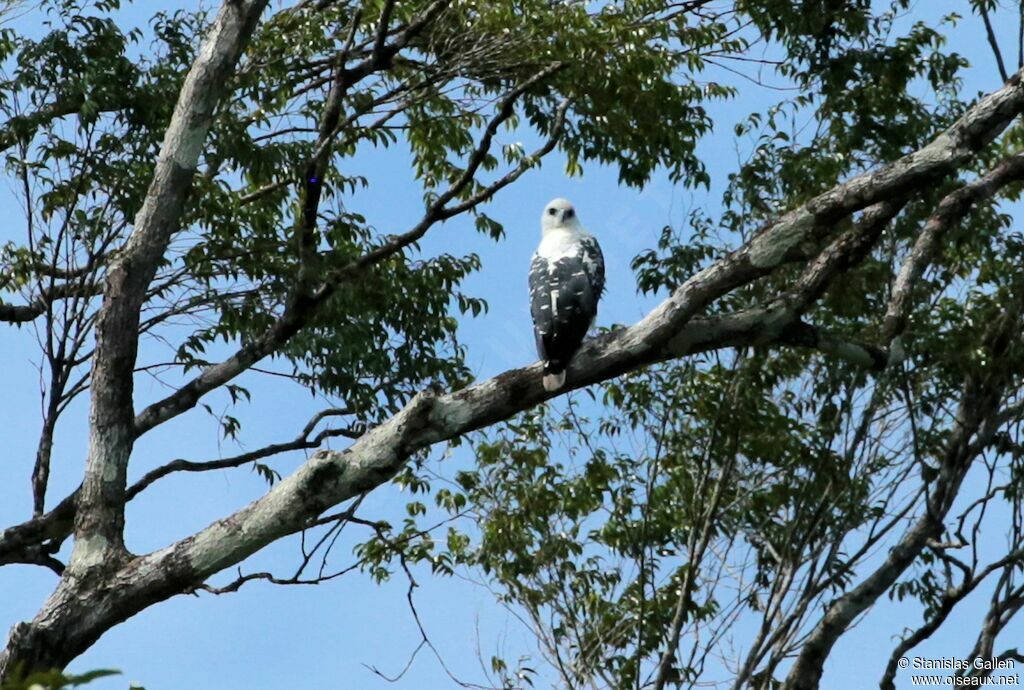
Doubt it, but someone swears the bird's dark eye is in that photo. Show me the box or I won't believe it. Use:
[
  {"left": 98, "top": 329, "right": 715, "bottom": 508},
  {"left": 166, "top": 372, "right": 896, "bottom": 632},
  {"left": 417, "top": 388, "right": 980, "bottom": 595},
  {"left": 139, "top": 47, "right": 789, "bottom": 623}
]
[
  {"left": 565, "top": 209, "right": 575, "bottom": 218},
  {"left": 548, "top": 208, "right": 557, "bottom": 216}
]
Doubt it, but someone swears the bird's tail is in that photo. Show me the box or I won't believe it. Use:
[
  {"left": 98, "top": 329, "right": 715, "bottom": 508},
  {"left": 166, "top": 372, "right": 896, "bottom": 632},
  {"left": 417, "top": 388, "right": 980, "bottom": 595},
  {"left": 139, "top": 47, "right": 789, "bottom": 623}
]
[
  {"left": 542, "top": 371, "right": 566, "bottom": 392},
  {"left": 542, "top": 361, "right": 567, "bottom": 392}
]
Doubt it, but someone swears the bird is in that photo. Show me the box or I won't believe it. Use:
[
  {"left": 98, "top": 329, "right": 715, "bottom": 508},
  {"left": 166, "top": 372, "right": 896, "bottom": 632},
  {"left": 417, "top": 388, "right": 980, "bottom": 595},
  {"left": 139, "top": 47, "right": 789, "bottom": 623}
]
[{"left": 529, "top": 197, "right": 605, "bottom": 392}]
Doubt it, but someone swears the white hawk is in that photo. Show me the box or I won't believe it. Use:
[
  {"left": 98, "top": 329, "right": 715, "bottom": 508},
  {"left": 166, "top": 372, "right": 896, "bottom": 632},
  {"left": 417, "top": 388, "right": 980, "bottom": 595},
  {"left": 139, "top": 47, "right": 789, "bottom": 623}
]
[{"left": 528, "top": 198, "right": 606, "bottom": 392}]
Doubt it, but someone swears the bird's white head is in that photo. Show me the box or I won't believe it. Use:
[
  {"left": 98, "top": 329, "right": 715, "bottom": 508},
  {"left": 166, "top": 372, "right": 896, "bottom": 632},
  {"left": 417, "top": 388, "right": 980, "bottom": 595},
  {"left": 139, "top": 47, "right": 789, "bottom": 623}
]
[{"left": 541, "top": 197, "right": 583, "bottom": 235}]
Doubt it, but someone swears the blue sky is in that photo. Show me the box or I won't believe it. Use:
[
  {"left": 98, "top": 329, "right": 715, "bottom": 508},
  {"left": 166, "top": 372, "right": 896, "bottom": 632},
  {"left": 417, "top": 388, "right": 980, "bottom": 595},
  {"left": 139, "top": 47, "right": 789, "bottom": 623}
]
[{"left": 0, "top": 1, "right": 1021, "bottom": 689}]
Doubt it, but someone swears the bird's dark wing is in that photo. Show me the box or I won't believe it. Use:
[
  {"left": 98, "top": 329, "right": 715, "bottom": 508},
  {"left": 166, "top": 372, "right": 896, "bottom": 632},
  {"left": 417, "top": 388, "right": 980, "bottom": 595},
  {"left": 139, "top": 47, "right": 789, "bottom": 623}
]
[
  {"left": 579, "top": 234, "right": 605, "bottom": 305},
  {"left": 529, "top": 253, "right": 554, "bottom": 360},
  {"left": 552, "top": 235, "right": 603, "bottom": 325}
]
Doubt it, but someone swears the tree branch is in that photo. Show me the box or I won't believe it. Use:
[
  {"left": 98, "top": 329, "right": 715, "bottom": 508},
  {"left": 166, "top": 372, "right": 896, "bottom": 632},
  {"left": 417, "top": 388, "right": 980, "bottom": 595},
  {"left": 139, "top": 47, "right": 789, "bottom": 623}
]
[
  {"left": 883, "top": 151, "right": 1024, "bottom": 343},
  {"left": 0, "top": 280, "right": 101, "bottom": 324},
  {"left": 125, "top": 407, "right": 359, "bottom": 499},
  {"left": 0, "top": 93, "right": 132, "bottom": 155},
  {"left": 980, "top": 4, "right": 1011, "bottom": 83},
  {"left": 880, "top": 546, "right": 1024, "bottom": 690}
]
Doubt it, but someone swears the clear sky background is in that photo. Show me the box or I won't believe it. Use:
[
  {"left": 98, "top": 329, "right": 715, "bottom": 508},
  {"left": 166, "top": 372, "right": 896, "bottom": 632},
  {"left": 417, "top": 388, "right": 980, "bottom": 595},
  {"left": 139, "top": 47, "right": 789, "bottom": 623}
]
[{"left": 0, "top": 1, "right": 1021, "bottom": 689}]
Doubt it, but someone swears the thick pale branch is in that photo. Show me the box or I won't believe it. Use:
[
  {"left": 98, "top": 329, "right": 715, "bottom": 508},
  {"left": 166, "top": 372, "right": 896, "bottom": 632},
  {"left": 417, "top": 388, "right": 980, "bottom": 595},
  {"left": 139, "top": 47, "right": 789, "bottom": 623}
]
[{"left": 662, "top": 199, "right": 904, "bottom": 369}]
